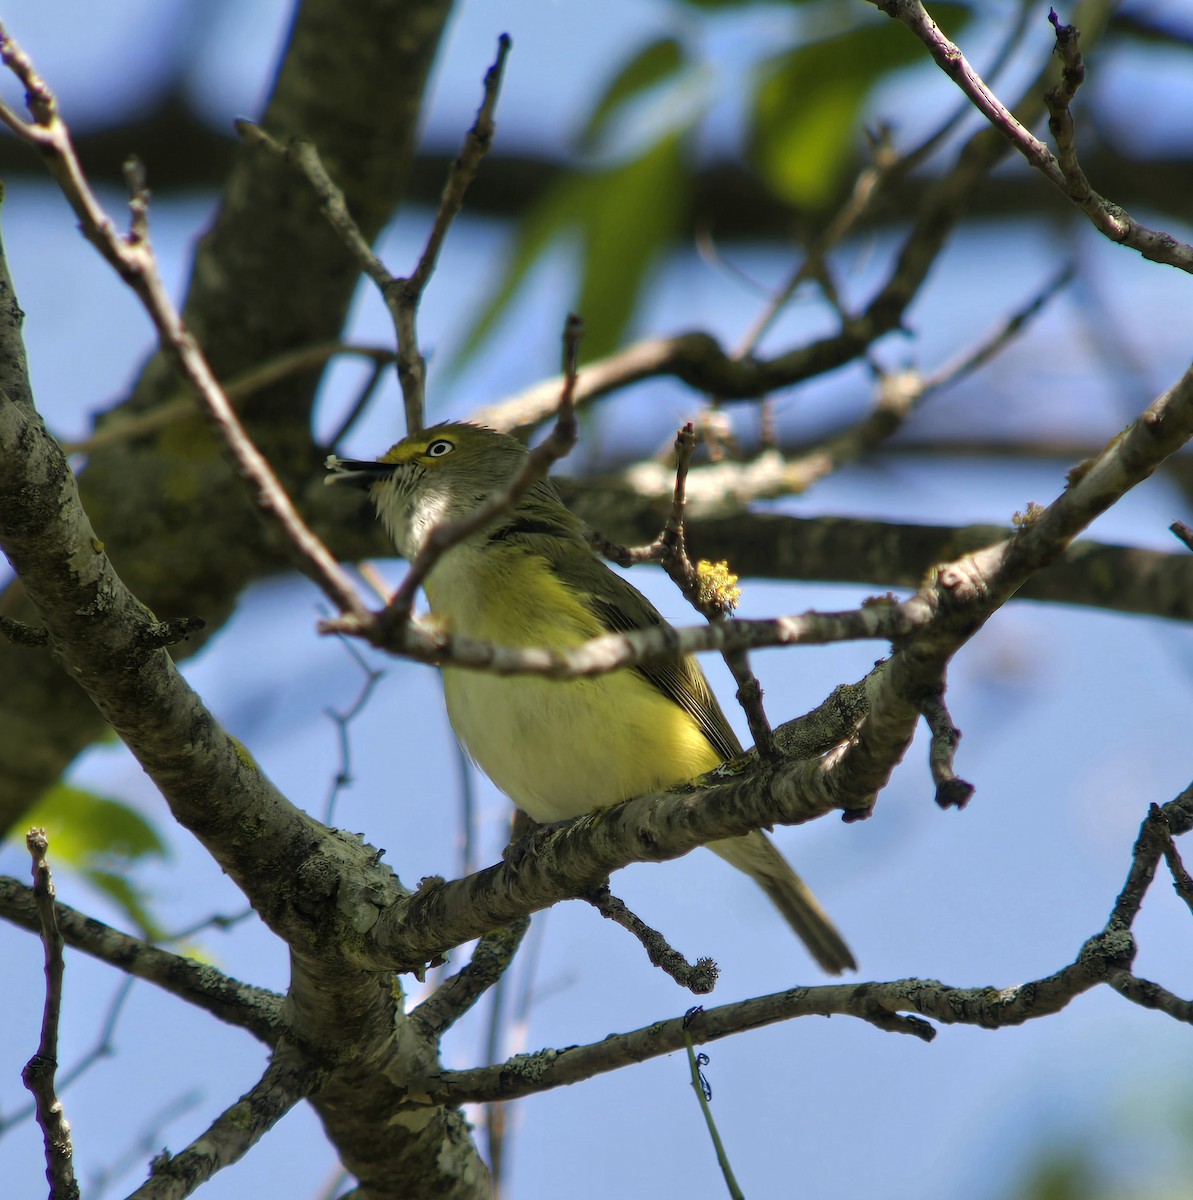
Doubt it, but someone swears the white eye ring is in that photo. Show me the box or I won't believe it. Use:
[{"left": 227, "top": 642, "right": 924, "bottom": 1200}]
[{"left": 426, "top": 439, "right": 455, "bottom": 458}]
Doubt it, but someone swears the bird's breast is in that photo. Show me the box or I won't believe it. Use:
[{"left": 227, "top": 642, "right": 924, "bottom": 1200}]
[{"left": 425, "top": 543, "right": 721, "bottom": 822}]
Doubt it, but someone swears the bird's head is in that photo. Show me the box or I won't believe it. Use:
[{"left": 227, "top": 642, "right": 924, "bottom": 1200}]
[{"left": 325, "top": 422, "right": 529, "bottom": 557}]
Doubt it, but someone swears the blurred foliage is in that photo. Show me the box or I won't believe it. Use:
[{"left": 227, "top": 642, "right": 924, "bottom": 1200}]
[
  {"left": 22, "top": 783, "right": 169, "bottom": 939},
  {"left": 1009, "top": 1091, "right": 1193, "bottom": 1200},
  {"left": 453, "top": 2, "right": 981, "bottom": 370}
]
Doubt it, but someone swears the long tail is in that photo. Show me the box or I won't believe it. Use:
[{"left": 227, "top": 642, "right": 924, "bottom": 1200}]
[{"left": 709, "top": 831, "right": 855, "bottom": 974}]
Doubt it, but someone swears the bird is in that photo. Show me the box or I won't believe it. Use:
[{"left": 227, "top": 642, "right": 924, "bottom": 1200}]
[{"left": 327, "top": 421, "right": 854, "bottom": 973}]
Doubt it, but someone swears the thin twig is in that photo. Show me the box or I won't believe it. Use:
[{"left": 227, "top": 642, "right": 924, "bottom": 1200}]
[
  {"left": 238, "top": 35, "right": 512, "bottom": 435},
  {"left": 1170, "top": 520, "right": 1193, "bottom": 553},
  {"left": 87, "top": 1094, "right": 204, "bottom": 1200},
  {"left": 869, "top": 0, "right": 1193, "bottom": 272},
  {"left": 0, "top": 976, "right": 135, "bottom": 1137},
  {"left": 0, "top": 614, "right": 48, "bottom": 646},
  {"left": 396, "top": 33, "right": 512, "bottom": 433},
  {"left": 683, "top": 1016, "right": 744, "bottom": 1200},
  {"left": 586, "top": 885, "right": 719, "bottom": 994},
  {"left": 329, "top": 597, "right": 913, "bottom": 680},
  {"left": 410, "top": 917, "right": 531, "bottom": 1038},
  {"left": 158, "top": 906, "right": 255, "bottom": 946},
  {"left": 61, "top": 342, "right": 394, "bottom": 457},
  {"left": 21, "top": 829, "right": 79, "bottom": 1200},
  {"left": 664, "top": 426, "right": 778, "bottom": 755},
  {"left": 322, "top": 636, "right": 387, "bottom": 824},
  {"left": 0, "top": 877, "right": 282, "bottom": 1043},
  {"left": 920, "top": 691, "right": 974, "bottom": 810}
]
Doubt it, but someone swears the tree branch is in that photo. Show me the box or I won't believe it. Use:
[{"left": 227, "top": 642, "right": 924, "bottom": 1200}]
[
  {"left": 870, "top": 0, "right": 1193, "bottom": 271},
  {"left": 0, "top": 877, "right": 282, "bottom": 1044},
  {"left": 412, "top": 776, "right": 1193, "bottom": 1105},
  {"left": 125, "top": 1045, "right": 321, "bottom": 1200}
]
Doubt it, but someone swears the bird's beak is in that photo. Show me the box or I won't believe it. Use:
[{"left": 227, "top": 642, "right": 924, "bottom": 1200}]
[{"left": 324, "top": 455, "right": 398, "bottom": 490}]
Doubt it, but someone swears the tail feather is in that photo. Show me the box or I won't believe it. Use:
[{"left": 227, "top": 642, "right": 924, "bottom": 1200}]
[{"left": 709, "top": 831, "right": 856, "bottom": 974}]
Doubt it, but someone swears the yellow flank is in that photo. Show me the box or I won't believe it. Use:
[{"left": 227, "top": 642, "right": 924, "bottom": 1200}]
[{"left": 426, "top": 539, "right": 721, "bottom": 824}]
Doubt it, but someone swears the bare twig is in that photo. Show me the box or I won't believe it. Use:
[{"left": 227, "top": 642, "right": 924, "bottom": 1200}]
[
  {"left": 410, "top": 917, "right": 531, "bottom": 1038},
  {"left": 1170, "top": 520, "right": 1193, "bottom": 554},
  {"left": 159, "top": 906, "right": 255, "bottom": 946},
  {"left": 322, "top": 636, "right": 387, "bottom": 824},
  {"left": 920, "top": 691, "right": 974, "bottom": 810},
  {"left": 60, "top": 342, "right": 395, "bottom": 457},
  {"left": 921, "top": 264, "right": 1075, "bottom": 394},
  {"left": 683, "top": 1017, "right": 744, "bottom": 1200},
  {"left": 593, "top": 425, "right": 778, "bottom": 753},
  {"left": 86, "top": 1091, "right": 203, "bottom": 1200},
  {"left": 1106, "top": 971, "right": 1193, "bottom": 1024},
  {"left": 396, "top": 33, "right": 512, "bottom": 433},
  {"left": 1110, "top": 789, "right": 1193, "bottom": 930},
  {"left": 340, "top": 602, "right": 887, "bottom": 681},
  {"left": 0, "top": 614, "right": 48, "bottom": 646},
  {"left": 239, "top": 35, "right": 512, "bottom": 434},
  {"left": 21, "top": 830, "right": 79, "bottom": 1200},
  {"left": 665, "top": 428, "right": 777, "bottom": 755},
  {"left": 1159, "top": 834, "right": 1193, "bottom": 916},
  {"left": 869, "top": 0, "right": 1193, "bottom": 272},
  {"left": 586, "top": 885, "right": 719, "bottom": 994},
  {"left": 1, "top": 977, "right": 135, "bottom": 1138}
]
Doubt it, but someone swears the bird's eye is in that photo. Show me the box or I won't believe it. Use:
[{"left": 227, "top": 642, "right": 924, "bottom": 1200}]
[{"left": 425, "top": 439, "right": 455, "bottom": 458}]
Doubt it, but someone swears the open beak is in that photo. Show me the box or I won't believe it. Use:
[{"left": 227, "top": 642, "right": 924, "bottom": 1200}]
[{"left": 324, "top": 455, "right": 398, "bottom": 490}]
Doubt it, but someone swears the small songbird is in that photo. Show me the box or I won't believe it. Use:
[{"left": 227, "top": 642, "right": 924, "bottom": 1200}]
[{"left": 328, "top": 422, "right": 854, "bottom": 972}]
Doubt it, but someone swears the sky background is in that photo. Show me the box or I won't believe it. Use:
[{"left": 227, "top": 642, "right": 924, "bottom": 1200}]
[{"left": 3, "top": 1, "right": 1193, "bottom": 1197}]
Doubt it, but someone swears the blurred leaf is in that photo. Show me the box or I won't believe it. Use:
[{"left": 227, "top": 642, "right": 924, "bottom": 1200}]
[
  {"left": 452, "top": 173, "right": 586, "bottom": 369},
  {"left": 575, "top": 131, "right": 688, "bottom": 359},
  {"left": 82, "top": 867, "right": 167, "bottom": 941},
  {"left": 578, "top": 37, "right": 686, "bottom": 152},
  {"left": 748, "top": 10, "right": 970, "bottom": 208},
  {"left": 24, "top": 783, "right": 168, "bottom": 862},
  {"left": 22, "top": 783, "right": 169, "bottom": 937},
  {"left": 1015, "top": 1145, "right": 1101, "bottom": 1200},
  {"left": 456, "top": 132, "right": 690, "bottom": 368}
]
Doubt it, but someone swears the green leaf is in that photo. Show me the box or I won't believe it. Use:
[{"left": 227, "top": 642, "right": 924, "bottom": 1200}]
[
  {"left": 23, "top": 784, "right": 168, "bottom": 863},
  {"left": 455, "top": 132, "right": 690, "bottom": 369},
  {"left": 21, "top": 783, "right": 169, "bottom": 938},
  {"left": 451, "top": 172, "right": 588, "bottom": 369},
  {"left": 578, "top": 37, "right": 686, "bottom": 152},
  {"left": 575, "top": 131, "right": 688, "bottom": 360}
]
